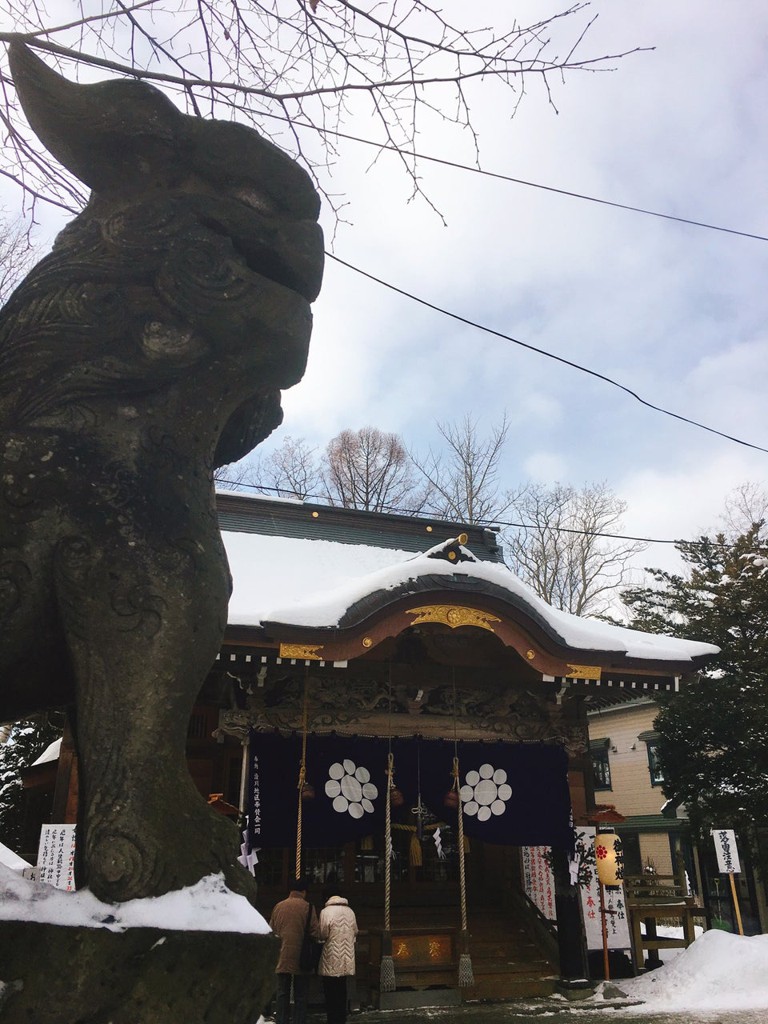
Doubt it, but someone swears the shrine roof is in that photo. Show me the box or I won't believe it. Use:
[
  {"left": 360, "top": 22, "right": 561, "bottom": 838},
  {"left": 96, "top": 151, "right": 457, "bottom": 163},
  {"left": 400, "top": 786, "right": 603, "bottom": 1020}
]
[{"left": 217, "top": 491, "right": 719, "bottom": 667}]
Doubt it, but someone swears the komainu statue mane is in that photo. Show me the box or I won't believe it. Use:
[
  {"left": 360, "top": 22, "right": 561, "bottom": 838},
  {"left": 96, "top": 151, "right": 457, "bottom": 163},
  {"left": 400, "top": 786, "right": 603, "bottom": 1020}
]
[{"left": 0, "top": 42, "right": 323, "bottom": 903}]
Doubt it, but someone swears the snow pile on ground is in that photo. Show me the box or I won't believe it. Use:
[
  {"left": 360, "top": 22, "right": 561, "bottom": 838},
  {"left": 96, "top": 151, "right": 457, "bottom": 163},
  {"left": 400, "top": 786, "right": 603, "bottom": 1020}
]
[
  {"left": 606, "top": 930, "right": 768, "bottom": 1011},
  {"left": 0, "top": 864, "right": 270, "bottom": 934}
]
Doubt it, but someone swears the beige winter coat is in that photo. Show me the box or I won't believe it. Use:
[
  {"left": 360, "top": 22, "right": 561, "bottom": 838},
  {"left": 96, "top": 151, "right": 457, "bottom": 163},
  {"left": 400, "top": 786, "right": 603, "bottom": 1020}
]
[
  {"left": 269, "top": 891, "right": 320, "bottom": 974},
  {"left": 318, "top": 896, "right": 358, "bottom": 977}
]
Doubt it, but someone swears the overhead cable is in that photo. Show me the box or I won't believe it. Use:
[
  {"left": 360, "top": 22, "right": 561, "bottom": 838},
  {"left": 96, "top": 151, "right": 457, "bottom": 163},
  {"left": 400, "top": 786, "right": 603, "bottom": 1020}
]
[
  {"left": 261, "top": 113, "right": 768, "bottom": 244},
  {"left": 326, "top": 252, "right": 768, "bottom": 457},
  {"left": 215, "top": 480, "right": 681, "bottom": 546}
]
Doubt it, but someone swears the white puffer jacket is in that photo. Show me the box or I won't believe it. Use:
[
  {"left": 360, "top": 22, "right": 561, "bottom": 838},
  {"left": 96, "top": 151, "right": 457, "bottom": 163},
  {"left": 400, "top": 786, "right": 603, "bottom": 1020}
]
[{"left": 318, "top": 896, "right": 358, "bottom": 977}]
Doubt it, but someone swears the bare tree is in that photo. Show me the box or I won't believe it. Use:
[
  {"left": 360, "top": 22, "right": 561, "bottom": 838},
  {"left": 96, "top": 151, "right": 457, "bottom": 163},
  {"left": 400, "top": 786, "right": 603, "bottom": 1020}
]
[
  {"left": 213, "top": 460, "right": 255, "bottom": 492},
  {"left": 0, "top": 212, "right": 36, "bottom": 304},
  {"left": 720, "top": 482, "right": 768, "bottom": 539},
  {"left": 505, "top": 481, "right": 646, "bottom": 616},
  {"left": 412, "top": 413, "right": 522, "bottom": 524},
  {"left": 0, "top": 5, "right": 641, "bottom": 216},
  {"left": 252, "top": 435, "right": 322, "bottom": 500},
  {"left": 323, "top": 426, "right": 427, "bottom": 512}
]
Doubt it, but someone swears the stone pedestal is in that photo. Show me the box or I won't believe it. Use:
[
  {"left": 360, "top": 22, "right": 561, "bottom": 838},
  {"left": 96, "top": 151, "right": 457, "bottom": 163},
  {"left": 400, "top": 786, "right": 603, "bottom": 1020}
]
[{"left": 0, "top": 920, "right": 278, "bottom": 1023}]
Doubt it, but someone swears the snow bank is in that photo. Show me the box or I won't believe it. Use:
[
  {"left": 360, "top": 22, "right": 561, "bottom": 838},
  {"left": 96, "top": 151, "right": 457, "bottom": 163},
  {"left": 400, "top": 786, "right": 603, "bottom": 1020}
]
[
  {"left": 0, "top": 865, "right": 270, "bottom": 935},
  {"left": 608, "top": 930, "right": 768, "bottom": 1011}
]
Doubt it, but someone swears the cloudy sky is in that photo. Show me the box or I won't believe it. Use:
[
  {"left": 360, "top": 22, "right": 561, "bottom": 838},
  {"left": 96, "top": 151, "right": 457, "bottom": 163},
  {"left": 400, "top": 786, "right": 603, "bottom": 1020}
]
[
  {"left": 4, "top": 1, "right": 768, "bottom": 579},
  {"left": 274, "top": 0, "right": 768, "bottom": 575}
]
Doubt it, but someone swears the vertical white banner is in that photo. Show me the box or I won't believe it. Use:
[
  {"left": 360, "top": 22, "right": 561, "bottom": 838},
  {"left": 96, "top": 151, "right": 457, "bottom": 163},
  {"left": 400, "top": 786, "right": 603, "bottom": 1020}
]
[
  {"left": 575, "top": 826, "right": 631, "bottom": 950},
  {"left": 521, "top": 845, "right": 556, "bottom": 921},
  {"left": 37, "top": 824, "right": 77, "bottom": 891},
  {"left": 712, "top": 829, "right": 741, "bottom": 873}
]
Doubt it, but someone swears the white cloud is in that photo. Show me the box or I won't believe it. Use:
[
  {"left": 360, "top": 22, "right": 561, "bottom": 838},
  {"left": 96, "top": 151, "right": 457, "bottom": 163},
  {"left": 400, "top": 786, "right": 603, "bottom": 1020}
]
[{"left": 522, "top": 451, "right": 569, "bottom": 484}]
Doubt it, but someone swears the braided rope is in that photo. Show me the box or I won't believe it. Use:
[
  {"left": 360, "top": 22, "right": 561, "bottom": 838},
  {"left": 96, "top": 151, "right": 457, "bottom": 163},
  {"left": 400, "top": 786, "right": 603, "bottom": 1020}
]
[
  {"left": 380, "top": 674, "right": 396, "bottom": 993},
  {"left": 384, "top": 752, "right": 393, "bottom": 933},
  {"left": 295, "top": 670, "right": 309, "bottom": 879},
  {"left": 453, "top": 756, "right": 468, "bottom": 934}
]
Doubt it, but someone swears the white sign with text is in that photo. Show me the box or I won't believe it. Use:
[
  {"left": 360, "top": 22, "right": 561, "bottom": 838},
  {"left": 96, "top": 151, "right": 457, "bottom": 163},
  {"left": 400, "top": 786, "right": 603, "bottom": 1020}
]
[
  {"left": 712, "top": 829, "right": 741, "bottom": 874},
  {"left": 576, "top": 826, "right": 632, "bottom": 951},
  {"left": 37, "top": 824, "right": 77, "bottom": 891}
]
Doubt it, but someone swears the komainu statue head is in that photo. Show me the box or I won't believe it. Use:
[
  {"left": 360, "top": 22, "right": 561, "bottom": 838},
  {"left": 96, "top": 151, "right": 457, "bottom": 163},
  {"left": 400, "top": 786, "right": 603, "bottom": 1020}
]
[
  {"left": 0, "top": 44, "right": 323, "bottom": 903},
  {"left": 2, "top": 41, "right": 323, "bottom": 463}
]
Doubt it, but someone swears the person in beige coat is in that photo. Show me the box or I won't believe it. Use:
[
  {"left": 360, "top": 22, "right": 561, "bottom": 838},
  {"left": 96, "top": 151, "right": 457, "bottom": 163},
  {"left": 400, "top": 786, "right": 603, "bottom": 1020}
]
[
  {"left": 317, "top": 890, "right": 358, "bottom": 1024},
  {"left": 269, "top": 877, "right": 320, "bottom": 1024}
]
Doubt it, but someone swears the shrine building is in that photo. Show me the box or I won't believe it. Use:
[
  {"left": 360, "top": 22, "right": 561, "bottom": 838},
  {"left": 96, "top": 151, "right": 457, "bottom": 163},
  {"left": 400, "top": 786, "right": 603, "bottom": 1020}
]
[{"left": 192, "top": 491, "right": 716, "bottom": 1006}]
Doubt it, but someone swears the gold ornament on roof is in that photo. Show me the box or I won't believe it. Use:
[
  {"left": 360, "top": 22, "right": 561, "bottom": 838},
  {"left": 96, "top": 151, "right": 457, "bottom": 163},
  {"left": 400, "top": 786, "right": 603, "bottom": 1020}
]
[
  {"left": 566, "top": 664, "right": 602, "bottom": 680},
  {"left": 406, "top": 605, "right": 500, "bottom": 633},
  {"left": 279, "top": 643, "right": 324, "bottom": 660}
]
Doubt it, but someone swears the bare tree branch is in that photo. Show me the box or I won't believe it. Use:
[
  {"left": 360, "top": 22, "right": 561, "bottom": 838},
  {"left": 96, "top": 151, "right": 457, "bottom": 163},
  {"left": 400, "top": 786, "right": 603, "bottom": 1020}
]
[
  {"left": 411, "top": 413, "right": 523, "bottom": 524},
  {"left": 323, "top": 425, "right": 429, "bottom": 512},
  {"left": 0, "top": 2, "right": 645, "bottom": 216},
  {"left": 0, "top": 209, "right": 38, "bottom": 303},
  {"left": 504, "top": 480, "right": 646, "bottom": 615}
]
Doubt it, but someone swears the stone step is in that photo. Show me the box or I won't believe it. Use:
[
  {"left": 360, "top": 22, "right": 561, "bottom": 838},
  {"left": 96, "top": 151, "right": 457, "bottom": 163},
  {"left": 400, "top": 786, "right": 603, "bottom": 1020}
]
[{"left": 461, "top": 973, "right": 558, "bottom": 1001}]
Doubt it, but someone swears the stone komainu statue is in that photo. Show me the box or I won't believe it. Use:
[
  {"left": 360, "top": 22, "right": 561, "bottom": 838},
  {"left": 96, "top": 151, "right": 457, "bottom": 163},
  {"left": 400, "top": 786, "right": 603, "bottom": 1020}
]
[{"left": 0, "top": 43, "right": 323, "bottom": 902}]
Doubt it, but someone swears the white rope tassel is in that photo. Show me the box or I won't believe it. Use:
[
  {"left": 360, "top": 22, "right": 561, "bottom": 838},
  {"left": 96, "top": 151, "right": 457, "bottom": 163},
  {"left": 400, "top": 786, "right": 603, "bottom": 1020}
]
[
  {"left": 458, "top": 951, "right": 475, "bottom": 987},
  {"left": 380, "top": 951, "right": 396, "bottom": 993}
]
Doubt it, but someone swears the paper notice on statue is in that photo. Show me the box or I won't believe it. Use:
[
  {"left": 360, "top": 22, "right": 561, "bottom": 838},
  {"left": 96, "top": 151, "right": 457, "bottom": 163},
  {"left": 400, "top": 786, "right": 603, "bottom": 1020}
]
[
  {"left": 521, "top": 845, "right": 556, "bottom": 921},
  {"left": 712, "top": 829, "right": 741, "bottom": 874},
  {"left": 37, "top": 824, "right": 77, "bottom": 891},
  {"left": 576, "top": 826, "right": 631, "bottom": 950}
]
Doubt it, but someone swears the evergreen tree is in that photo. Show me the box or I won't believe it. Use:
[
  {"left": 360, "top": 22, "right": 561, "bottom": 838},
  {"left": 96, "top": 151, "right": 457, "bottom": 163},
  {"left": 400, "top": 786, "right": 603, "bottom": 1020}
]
[
  {"left": 0, "top": 715, "right": 62, "bottom": 855},
  {"left": 621, "top": 523, "right": 768, "bottom": 845}
]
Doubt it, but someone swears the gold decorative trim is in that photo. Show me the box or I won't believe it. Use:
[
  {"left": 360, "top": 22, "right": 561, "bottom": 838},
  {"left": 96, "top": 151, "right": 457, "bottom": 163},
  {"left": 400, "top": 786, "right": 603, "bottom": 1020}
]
[
  {"left": 279, "top": 643, "right": 324, "bottom": 661},
  {"left": 566, "top": 663, "right": 602, "bottom": 680},
  {"left": 362, "top": 637, "right": 374, "bottom": 648},
  {"left": 526, "top": 650, "right": 536, "bottom": 661},
  {"left": 406, "top": 605, "right": 500, "bottom": 633}
]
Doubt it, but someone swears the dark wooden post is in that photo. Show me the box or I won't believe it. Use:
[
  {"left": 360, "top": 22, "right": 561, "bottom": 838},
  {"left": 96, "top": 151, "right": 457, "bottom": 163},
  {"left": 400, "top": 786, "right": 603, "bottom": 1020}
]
[
  {"left": 551, "top": 847, "right": 591, "bottom": 992},
  {"left": 51, "top": 712, "right": 79, "bottom": 826}
]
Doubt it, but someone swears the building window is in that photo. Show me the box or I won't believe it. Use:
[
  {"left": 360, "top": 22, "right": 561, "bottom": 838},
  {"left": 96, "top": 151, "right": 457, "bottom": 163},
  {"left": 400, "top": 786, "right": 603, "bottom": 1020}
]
[
  {"left": 646, "top": 742, "right": 664, "bottom": 786},
  {"left": 590, "top": 739, "right": 612, "bottom": 791},
  {"left": 638, "top": 730, "right": 664, "bottom": 787}
]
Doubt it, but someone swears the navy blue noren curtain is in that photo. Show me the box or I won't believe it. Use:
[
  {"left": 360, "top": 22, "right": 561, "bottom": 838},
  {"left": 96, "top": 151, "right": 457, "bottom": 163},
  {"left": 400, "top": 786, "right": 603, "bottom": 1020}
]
[{"left": 248, "top": 731, "right": 572, "bottom": 851}]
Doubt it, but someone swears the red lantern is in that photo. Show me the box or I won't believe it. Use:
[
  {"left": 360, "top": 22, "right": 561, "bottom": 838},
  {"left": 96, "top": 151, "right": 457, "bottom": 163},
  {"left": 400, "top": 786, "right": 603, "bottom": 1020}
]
[
  {"left": 444, "top": 789, "right": 459, "bottom": 810},
  {"left": 390, "top": 786, "right": 404, "bottom": 808}
]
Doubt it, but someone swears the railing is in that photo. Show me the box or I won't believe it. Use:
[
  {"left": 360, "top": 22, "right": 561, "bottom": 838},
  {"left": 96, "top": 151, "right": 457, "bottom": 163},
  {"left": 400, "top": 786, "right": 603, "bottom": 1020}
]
[{"left": 625, "top": 873, "right": 708, "bottom": 971}]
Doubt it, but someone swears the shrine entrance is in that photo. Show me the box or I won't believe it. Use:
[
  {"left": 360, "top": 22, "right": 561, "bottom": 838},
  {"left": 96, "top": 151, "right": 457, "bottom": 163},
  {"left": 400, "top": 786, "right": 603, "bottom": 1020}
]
[
  {"left": 252, "top": 836, "right": 557, "bottom": 1007},
  {"left": 222, "top": 622, "right": 578, "bottom": 1006}
]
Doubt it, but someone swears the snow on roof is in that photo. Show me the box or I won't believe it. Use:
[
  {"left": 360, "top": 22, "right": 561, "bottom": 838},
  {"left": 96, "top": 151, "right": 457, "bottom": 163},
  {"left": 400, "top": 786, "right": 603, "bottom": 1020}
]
[
  {"left": 0, "top": 864, "right": 270, "bottom": 934},
  {"left": 223, "top": 530, "right": 719, "bottom": 664},
  {"left": 31, "top": 738, "right": 61, "bottom": 767}
]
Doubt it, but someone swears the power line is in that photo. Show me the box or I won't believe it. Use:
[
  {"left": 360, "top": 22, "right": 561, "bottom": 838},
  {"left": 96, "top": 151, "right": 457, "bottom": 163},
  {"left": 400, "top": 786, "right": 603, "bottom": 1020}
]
[
  {"left": 326, "top": 252, "right": 768, "bottom": 456},
  {"left": 215, "top": 479, "right": 680, "bottom": 546},
  {"left": 261, "top": 112, "right": 768, "bottom": 245}
]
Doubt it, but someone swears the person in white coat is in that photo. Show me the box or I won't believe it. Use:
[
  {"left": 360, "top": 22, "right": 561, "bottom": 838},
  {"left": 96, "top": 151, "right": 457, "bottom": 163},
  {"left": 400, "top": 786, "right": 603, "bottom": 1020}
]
[{"left": 317, "top": 889, "right": 358, "bottom": 1024}]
